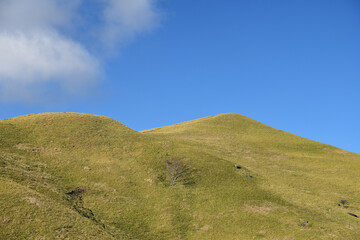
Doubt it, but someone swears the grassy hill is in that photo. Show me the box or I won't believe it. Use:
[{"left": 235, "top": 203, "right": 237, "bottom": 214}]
[{"left": 1, "top": 112, "right": 359, "bottom": 239}]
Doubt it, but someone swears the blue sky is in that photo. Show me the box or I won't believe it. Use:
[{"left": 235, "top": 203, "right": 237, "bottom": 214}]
[{"left": 0, "top": 0, "right": 359, "bottom": 153}]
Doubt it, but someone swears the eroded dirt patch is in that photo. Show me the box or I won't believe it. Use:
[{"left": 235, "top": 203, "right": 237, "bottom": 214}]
[
  {"left": 200, "top": 225, "right": 212, "bottom": 231},
  {"left": 243, "top": 203, "right": 278, "bottom": 215},
  {"left": 144, "top": 178, "right": 154, "bottom": 184},
  {"left": 271, "top": 237, "right": 295, "bottom": 240},
  {"left": 25, "top": 197, "right": 42, "bottom": 207},
  {"left": 0, "top": 216, "right": 10, "bottom": 223},
  {"left": 16, "top": 143, "right": 60, "bottom": 155}
]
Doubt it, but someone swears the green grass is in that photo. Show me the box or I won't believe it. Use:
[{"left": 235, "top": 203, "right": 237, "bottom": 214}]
[{"left": 1, "top": 112, "right": 359, "bottom": 239}]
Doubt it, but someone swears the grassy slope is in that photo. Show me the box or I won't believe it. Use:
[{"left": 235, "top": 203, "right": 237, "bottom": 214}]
[
  {"left": 0, "top": 112, "right": 359, "bottom": 239},
  {"left": 143, "top": 113, "right": 360, "bottom": 239}
]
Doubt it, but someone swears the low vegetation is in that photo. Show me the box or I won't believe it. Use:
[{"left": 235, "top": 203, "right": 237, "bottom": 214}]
[{"left": 1, "top": 112, "right": 359, "bottom": 239}]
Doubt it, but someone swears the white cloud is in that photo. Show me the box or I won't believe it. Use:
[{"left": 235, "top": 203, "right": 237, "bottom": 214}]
[
  {"left": 0, "top": 31, "right": 100, "bottom": 102},
  {"left": 102, "top": 0, "right": 161, "bottom": 47},
  {"left": 0, "top": 0, "right": 161, "bottom": 103}
]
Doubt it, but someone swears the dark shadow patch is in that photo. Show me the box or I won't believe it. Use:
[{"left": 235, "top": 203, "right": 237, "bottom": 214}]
[
  {"left": 300, "top": 221, "right": 308, "bottom": 226},
  {"left": 347, "top": 212, "right": 358, "bottom": 218},
  {"left": 64, "top": 187, "right": 106, "bottom": 229},
  {"left": 337, "top": 199, "right": 350, "bottom": 208},
  {"left": 66, "top": 188, "right": 86, "bottom": 196}
]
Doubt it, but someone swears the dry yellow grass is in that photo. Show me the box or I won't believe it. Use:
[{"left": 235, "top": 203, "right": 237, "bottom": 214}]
[{"left": 1, "top": 112, "right": 359, "bottom": 239}]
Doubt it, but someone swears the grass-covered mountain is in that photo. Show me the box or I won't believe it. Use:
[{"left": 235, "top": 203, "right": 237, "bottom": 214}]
[{"left": 0, "top": 112, "right": 359, "bottom": 239}]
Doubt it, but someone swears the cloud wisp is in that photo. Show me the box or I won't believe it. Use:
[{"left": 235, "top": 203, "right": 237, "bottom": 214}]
[
  {"left": 0, "top": 0, "right": 161, "bottom": 103},
  {"left": 102, "top": 0, "right": 161, "bottom": 48}
]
